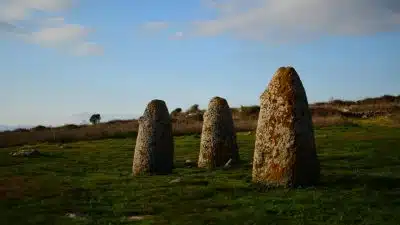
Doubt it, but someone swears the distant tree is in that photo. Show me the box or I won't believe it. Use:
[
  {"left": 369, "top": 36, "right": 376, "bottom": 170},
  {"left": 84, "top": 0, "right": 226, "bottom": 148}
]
[
  {"left": 171, "top": 108, "right": 182, "bottom": 117},
  {"left": 89, "top": 114, "right": 101, "bottom": 125},
  {"left": 172, "top": 108, "right": 182, "bottom": 114},
  {"left": 186, "top": 104, "right": 200, "bottom": 114}
]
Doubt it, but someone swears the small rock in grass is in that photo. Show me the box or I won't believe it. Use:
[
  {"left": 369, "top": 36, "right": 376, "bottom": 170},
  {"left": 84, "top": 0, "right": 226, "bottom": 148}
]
[
  {"left": 126, "top": 215, "right": 152, "bottom": 221},
  {"left": 169, "top": 177, "right": 182, "bottom": 184},
  {"left": 10, "top": 149, "right": 41, "bottom": 157},
  {"left": 223, "top": 158, "right": 232, "bottom": 169},
  {"left": 65, "top": 212, "right": 86, "bottom": 220},
  {"left": 184, "top": 159, "right": 195, "bottom": 168}
]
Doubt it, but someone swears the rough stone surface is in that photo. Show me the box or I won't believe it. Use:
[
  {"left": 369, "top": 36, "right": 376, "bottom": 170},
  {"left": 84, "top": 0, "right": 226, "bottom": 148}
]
[
  {"left": 198, "top": 97, "right": 239, "bottom": 169},
  {"left": 132, "top": 99, "right": 174, "bottom": 175},
  {"left": 252, "top": 66, "right": 320, "bottom": 187}
]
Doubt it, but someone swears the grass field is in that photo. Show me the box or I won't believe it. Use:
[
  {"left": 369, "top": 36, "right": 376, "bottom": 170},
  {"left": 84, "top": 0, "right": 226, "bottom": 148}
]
[{"left": 1, "top": 124, "right": 400, "bottom": 225}]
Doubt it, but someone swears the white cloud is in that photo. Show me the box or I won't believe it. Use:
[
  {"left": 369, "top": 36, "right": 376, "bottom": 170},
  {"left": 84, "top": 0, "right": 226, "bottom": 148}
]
[
  {"left": 0, "top": 0, "right": 72, "bottom": 21},
  {"left": 0, "top": 0, "right": 102, "bottom": 56},
  {"left": 191, "top": 0, "right": 400, "bottom": 42},
  {"left": 31, "top": 24, "right": 89, "bottom": 44}
]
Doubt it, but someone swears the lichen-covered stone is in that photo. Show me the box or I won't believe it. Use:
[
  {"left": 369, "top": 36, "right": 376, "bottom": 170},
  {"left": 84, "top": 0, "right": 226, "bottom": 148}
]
[
  {"left": 252, "top": 67, "right": 320, "bottom": 187},
  {"left": 198, "top": 96, "right": 239, "bottom": 169},
  {"left": 132, "top": 99, "right": 174, "bottom": 175}
]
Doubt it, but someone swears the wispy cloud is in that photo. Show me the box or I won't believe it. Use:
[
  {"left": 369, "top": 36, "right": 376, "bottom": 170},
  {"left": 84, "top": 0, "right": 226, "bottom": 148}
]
[
  {"left": 0, "top": 0, "right": 103, "bottom": 56},
  {"left": 176, "top": 0, "right": 400, "bottom": 42},
  {"left": 0, "top": 0, "right": 72, "bottom": 21}
]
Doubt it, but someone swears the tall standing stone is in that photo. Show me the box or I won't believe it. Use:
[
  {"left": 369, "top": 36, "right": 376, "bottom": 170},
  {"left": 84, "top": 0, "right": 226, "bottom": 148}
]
[
  {"left": 198, "top": 96, "right": 239, "bottom": 169},
  {"left": 252, "top": 67, "right": 320, "bottom": 187},
  {"left": 133, "top": 99, "right": 174, "bottom": 175}
]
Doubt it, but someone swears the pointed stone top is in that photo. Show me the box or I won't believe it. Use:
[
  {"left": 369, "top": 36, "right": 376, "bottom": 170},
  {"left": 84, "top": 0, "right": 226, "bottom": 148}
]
[
  {"left": 272, "top": 66, "right": 299, "bottom": 84},
  {"left": 261, "top": 66, "right": 302, "bottom": 100},
  {"left": 147, "top": 99, "right": 166, "bottom": 108},
  {"left": 145, "top": 99, "right": 168, "bottom": 115},
  {"left": 209, "top": 96, "right": 228, "bottom": 108},
  {"left": 276, "top": 66, "right": 296, "bottom": 74}
]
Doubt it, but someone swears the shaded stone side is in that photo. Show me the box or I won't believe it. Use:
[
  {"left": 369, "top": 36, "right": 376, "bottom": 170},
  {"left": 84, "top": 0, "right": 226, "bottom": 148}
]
[
  {"left": 252, "top": 66, "right": 320, "bottom": 187},
  {"left": 198, "top": 96, "right": 239, "bottom": 169},
  {"left": 133, "top": 99, "right": 174, "bottom": 175}
]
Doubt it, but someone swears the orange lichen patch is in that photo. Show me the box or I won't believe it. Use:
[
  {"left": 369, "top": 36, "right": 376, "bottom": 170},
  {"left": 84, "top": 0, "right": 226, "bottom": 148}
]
[
  {"left": 264, "top": 67, "right": 299, "bottom": 129},
  {"left": 266, "top": 162, "right": 288, "bottom": 181}
]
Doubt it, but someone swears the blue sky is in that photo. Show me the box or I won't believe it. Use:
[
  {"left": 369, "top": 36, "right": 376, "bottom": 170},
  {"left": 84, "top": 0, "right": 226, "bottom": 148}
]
[{"left": 0, "top": 0, "right": 399, "bottom": 126}]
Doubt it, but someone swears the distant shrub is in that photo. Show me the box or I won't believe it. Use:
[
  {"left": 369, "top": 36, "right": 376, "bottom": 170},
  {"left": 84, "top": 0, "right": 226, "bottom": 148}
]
[
  {"left": 172, "top": 108, "right": 182, "bottom": 113},
  {"left": 171, "top": 108, "right": 183, "bottom": 117},
  {"left": 61, "top": 124, "right": 80, "bottom": 129},
  {"left": 186, "top": 104, "right": 200, "bottom": 114},
  {"left": 328, "top": 99, "right": 354, "bottom": 106},
  {"left": 31, "top": 125, "right": 47, "bottom": 131},
  {"left": 106, "top": 119, "right": 133, "bottom": 125},
  {"left": 240, "top": 105, "right": 260, "bottom": 115},
  {"left": 13, "top": 128, "right": 30, "bottom": 132}
]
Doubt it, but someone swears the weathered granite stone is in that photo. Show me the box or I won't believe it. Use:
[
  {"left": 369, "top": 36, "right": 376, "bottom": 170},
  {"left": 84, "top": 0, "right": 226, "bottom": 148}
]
[
  {"left": 198, "top": 97, "right": 239, "bottom": 169},
  {"left": 132, "top": 99, "right": 174, "bottom": 175},
  {"left": 252, "top": 66, "right": 320, "bottom": 187}
]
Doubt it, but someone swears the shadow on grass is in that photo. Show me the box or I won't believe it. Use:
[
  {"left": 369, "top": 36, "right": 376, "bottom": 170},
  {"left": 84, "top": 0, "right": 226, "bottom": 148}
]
[{"left": 321, "top": 174, "right": 400, "bottom": 191}]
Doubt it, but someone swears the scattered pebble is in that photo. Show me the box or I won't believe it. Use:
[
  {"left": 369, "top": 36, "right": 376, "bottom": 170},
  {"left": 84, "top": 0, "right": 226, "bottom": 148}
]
[
  {"left": 65, "top": 212, "right": 86, "bottom": 220},
  {"left": 169, "top": 177, "right": 182, "bottom": 184},
  {"left": 184, "top": 159, "right": 195, "bottom": 168},
  {"left": 9, "top": 149, "right": 41, "bottom": 157},
  {"left": 126, "top": 215, "right": 152, "bottom": 221},
  {"left": 223, "top": 158, "right": 232, "bottom": 169}
]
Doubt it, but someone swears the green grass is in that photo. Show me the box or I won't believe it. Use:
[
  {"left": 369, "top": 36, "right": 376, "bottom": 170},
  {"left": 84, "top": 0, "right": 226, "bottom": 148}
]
[{"left": 1, "top": 125, "right": 400, "bottom": 225}]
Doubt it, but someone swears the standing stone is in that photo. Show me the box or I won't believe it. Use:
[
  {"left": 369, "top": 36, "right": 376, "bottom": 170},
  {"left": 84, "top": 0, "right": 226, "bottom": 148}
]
[
  {"left": 198, "top": 97, "right": 239, "bottom": 169},
  {"left": 252, "top": 66, "right": 320, "bottom": 187},
  {"left": 133, "top": 99, "right": 174, "bottom": 175}
]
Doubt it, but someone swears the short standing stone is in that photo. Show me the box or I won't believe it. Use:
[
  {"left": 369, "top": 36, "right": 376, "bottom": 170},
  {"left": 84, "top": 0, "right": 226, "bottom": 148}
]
[
  {"left": 132, "top": 99, "right": 174, "bottom": 175},
  {"left": 198, "top": 97, "right": 239, "bottom": 169},
  {"left": 252, "top": 66, "right": 320, "bottom": 187}
]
